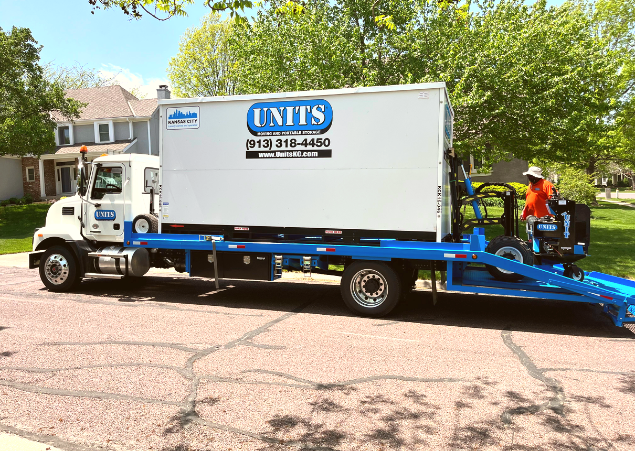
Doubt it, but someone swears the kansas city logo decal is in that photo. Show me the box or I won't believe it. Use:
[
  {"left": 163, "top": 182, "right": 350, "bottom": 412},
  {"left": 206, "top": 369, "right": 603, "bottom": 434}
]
[
  {"left": 247, "top": 99, "right": 333, "bottom": 136},
  {"left": 166, "top": 106, "right": 200, "bottom": 130}
]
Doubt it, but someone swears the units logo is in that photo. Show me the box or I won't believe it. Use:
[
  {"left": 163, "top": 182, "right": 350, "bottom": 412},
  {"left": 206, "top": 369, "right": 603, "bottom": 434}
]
[
  {"left": 563, "top": 212, "right": 571, "bottom": 238},
  {"left": 247, "top": 99, "right": 333, "bottom": 136},
  {"left": 94, "top": 210, "right": 116, "bottom": 221},
  {"left": 536, "top": 223, "right": 558, "bottom": 232},
  {"left": 166, "top": 106, "right": 200, "bottom": 130}
]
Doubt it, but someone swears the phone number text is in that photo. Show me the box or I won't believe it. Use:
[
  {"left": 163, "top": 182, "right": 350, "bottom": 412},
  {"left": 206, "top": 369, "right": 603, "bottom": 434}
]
[{"left": 245, "top": 138, "right": 331, "bottom": 150}]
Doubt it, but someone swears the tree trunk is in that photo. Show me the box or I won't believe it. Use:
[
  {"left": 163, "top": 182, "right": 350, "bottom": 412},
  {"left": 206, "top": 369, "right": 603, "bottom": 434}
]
[{"left": 586, "top": 156, "right": 596, "bottom": 176}]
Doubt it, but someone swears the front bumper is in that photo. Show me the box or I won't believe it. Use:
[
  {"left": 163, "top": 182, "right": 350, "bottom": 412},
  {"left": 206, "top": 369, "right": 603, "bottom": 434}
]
[{"left": 28, "top": 251, "right": 45, "bottom": 269}]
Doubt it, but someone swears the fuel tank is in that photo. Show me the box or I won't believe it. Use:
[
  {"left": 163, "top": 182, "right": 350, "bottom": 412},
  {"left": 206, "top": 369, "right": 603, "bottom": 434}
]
[{"left": 94, "top": 246, "right": 150, "bottom": 277}]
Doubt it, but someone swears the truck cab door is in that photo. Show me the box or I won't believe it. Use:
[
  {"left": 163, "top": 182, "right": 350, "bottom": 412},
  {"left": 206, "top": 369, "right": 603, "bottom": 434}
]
[{"left": 85, "top": 164, "right": 125, "bottom": 238}]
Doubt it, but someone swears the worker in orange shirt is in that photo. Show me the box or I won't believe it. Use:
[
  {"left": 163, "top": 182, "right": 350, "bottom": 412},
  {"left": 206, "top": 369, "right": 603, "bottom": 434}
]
[{"left": 521, "top": 166, "right": 555, "bottom": 220}]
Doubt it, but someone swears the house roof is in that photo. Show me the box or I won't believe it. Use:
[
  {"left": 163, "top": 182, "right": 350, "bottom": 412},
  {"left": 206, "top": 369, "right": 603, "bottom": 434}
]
[
  {"left": 54, "top": 139, "right": 136, "bottom": 155},
  {"left": 53, "top": 85, "right": 157, "bottom": 121},
  {"left": 129, "top": 99, "right": 158, "bottom": 117}
]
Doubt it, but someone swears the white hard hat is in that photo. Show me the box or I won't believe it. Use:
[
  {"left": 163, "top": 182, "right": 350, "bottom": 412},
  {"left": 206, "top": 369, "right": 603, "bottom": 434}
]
[{"left": 523, "top": 166, "right": 543, "bottom": 179}]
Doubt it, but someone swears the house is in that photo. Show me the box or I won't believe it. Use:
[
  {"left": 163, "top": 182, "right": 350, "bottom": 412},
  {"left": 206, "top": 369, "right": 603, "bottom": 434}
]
[
  {"left": 469, "top": 156, "right": 529, "bottom": 185},
  {"left": 0, "top": 85, "right": 170, "bottom": 201}
]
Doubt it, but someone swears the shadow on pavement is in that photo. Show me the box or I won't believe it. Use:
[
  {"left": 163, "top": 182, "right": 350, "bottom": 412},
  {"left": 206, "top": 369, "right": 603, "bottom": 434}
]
[{"left": 66, "top": 274, "right": 635, "bottom": 339}]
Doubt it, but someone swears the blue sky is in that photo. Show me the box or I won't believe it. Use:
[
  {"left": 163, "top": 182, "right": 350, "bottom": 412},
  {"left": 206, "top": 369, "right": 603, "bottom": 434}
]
[
  {"left": 2, "top": 0, "right": 563, "bottom": 98},
  {"left": 0, "top": 0, "right": 235, "bottom": 97}
]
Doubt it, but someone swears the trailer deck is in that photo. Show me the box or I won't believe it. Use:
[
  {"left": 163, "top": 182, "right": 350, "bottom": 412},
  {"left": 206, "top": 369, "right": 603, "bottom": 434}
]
[{"left": 124, "top": 223, "right": 635, "bottom": 327}]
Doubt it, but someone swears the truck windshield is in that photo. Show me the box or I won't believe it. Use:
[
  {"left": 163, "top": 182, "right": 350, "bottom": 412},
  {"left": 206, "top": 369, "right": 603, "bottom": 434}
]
[{"left": 91, "top": 167, "right": 123, "bottom": 200}]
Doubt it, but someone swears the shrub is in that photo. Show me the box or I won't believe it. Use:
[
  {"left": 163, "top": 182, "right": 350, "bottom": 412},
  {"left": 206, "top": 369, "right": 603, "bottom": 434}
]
[
  {"left": 0, "top": 200, "right": 9, "bottom": 207},
  {"left": 21, "top": 194, "right": 33, "bottom": 204},
  {"left": 552, "top": 166, "right": 598, "bottom": 205},
  {"left": 8, "top": 197, "right": 18, "bottom": 204},
  {"left": 468, "top": 182, "right": 526, "bottom": 213},
  {"left": 472, "top": 181, "right": 528, "bottom": 197}
]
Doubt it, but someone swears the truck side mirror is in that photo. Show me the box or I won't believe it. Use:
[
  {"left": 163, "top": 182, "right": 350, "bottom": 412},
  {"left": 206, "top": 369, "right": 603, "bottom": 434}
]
[{"left": 79, "top": 162, "right": 90, "bottom": 197}]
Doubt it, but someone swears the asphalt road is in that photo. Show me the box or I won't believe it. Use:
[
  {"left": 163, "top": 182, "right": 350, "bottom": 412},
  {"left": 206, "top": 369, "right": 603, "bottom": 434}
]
[{"left": 1, "top": 266, "right": 634, "bottom": 451}]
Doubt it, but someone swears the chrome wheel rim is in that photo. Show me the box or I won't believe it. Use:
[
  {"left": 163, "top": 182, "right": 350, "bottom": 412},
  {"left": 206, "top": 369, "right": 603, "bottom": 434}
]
[
  {"left": 44, "top": 254, "right": 69, "bottom": 285},
  {"left": 350, "top": 269, "right": 388, "bottom": 308},
  {"left": 494, "top": 246, "right": 523, "bottom": 274},
  {"left": 135, "top": 218, "right": 150, "bottom": 233}
]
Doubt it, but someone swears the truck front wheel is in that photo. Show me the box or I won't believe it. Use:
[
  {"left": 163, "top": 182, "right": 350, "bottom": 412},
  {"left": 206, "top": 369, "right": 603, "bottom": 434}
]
[
  {"left": 39, "top": 245, "right": 80, "bottom": 292},
  {"left": 340, "top": 262, "right": 402, "bottom": 317}
]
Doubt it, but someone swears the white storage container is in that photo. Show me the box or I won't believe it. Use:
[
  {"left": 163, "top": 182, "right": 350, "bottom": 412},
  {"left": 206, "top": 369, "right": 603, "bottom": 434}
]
[{"left": 159, "top": 83, "right": 453, "bottom": 241}]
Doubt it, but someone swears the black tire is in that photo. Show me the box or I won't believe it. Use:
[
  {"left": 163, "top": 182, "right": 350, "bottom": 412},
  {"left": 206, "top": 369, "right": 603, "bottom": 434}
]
[
  {"left": 485, "top": 235, "right": 534, "bottom": 282},
  {"left": 39, "top": 245, "right": 80, "bottom": 292},
  {"left": 564, "top": 265, "right": 584, "bottom": 282},
  {"left": 340, "top": 261, "right": 402, "bottom": 317},
  {"left": 132, "top": 214, "right": 158, "bottom": 234}
]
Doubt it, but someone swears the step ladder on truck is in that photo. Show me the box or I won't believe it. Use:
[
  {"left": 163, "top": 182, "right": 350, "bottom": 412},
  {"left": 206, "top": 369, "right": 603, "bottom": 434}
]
[{"left": 26, "top": 83, "right": 635, "bottom": 326}]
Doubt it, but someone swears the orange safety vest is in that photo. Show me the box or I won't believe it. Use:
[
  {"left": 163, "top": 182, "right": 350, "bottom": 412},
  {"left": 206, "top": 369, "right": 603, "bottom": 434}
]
[{"left": 522, "top": 179, "right": 555, "bottom": 220}]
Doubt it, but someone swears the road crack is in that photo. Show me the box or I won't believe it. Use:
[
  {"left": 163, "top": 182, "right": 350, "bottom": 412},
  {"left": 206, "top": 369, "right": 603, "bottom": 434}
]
[
  {"left": 166, "top": 298, "right": 317, "bottom": 441},
  {"left": 500, "top": 328, "right": 565, "bottom": 424}
]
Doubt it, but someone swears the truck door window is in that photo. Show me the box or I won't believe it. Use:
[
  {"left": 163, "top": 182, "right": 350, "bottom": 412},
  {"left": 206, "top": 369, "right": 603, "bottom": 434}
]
[
  {"left": 91, "top": 167, "right": 123, "bottom": 200},
  {"left": 144, "top": 168, "right": 159, "bottom": 193}
]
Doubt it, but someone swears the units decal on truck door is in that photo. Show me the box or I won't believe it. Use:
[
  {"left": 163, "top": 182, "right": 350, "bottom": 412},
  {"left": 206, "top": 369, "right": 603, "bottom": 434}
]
[
  {"left": 94, "top": 210, "right": 116, "bottom": 221},
  {"left": 166, "top": 107, "right": 200, "bottom": 130},
  {"left": 246, "top": 99, "right": 333, "bottom": 159}
]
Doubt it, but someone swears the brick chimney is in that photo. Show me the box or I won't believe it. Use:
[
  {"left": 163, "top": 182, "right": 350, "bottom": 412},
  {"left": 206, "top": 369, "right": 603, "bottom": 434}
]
[{"left": 157, "top": 85, "right": 171, "bottom": 100}]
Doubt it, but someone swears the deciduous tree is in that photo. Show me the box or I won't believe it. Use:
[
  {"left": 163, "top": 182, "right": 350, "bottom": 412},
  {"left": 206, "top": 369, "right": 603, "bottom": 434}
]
[
  {"left": 227, "top": 0, "right": 621, "bottom": 167},
  {"left": 0, "top": 27, "right": 83, "bottom": 157},
  {"left": 167, "top": 13, "right": 236, "bottom": 97}
]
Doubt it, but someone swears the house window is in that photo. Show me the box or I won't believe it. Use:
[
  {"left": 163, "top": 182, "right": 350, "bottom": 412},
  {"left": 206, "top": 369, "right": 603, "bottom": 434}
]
[
  {"left": 94, "top": 121, "right": 114, "bottom": 143},
  {"left": 468, "top": 155, "right": 492, "bottom": 177},
  {"left": 471, "top": 155, "right": 484, "bottom": 171},
  {"left": 58, "top": 126, "right": 70, "bottom": 145},
  {"left": 56, "top": 124, "right": 73, "bottom": 145},
  {"left": 99, "top": 124, "right": 110, "bottom": 142},
  {"left": 26, "top": 167, "right": 35, "bottom": 182}
]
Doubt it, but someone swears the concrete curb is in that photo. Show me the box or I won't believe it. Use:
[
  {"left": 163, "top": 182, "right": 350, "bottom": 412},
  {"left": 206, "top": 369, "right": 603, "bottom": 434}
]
[
  {"left": 0, "top": 433, "right": 65, "bottom": 451},
  {"left": 0, "top": 252, "right": 29, "bottom": 268}
]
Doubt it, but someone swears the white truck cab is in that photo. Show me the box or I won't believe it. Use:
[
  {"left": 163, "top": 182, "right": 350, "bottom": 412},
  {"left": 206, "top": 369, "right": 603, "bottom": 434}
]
[{"left": 30, "top": 153, "right": 160, "bottom": 291}]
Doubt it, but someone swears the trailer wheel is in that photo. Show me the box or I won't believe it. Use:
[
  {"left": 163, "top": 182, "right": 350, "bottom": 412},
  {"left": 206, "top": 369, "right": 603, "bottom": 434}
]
[
  {"left": 39, "top": 245, "right": 80, "bottom": 292},
  {"left": 485, "top": 235, "right": 533, "bottom": 282},
  {"left": 564, "top": 265, "right": 584, "bottom": 282},
  {"left": 340, "top": 262, "right": 402, "bottom": 317},
  {"left": 132, "top": 214, "right": 158, "bottom": 234}
]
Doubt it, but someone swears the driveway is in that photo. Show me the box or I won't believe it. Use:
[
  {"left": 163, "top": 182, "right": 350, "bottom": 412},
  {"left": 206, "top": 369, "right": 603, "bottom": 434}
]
[{"left": 0, "top": 265, "right": 634, "bottom": 451}]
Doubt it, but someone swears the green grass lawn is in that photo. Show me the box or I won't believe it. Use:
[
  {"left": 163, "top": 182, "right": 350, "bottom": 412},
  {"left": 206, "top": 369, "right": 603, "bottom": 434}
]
[
  {"left": 463, "top": 202, "right": 635, "bottom": 279},
  {"left": 0, "top": 204, "right": 50, "bottom": 255},
  {"left": 585, "top": 202, "right": 635, "bottom": 278}
]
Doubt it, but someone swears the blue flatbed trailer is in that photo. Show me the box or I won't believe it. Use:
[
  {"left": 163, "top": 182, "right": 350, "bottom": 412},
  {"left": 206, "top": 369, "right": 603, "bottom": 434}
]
[{"left": 123, "top": 222, "right": 635, "bottom": 327}]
